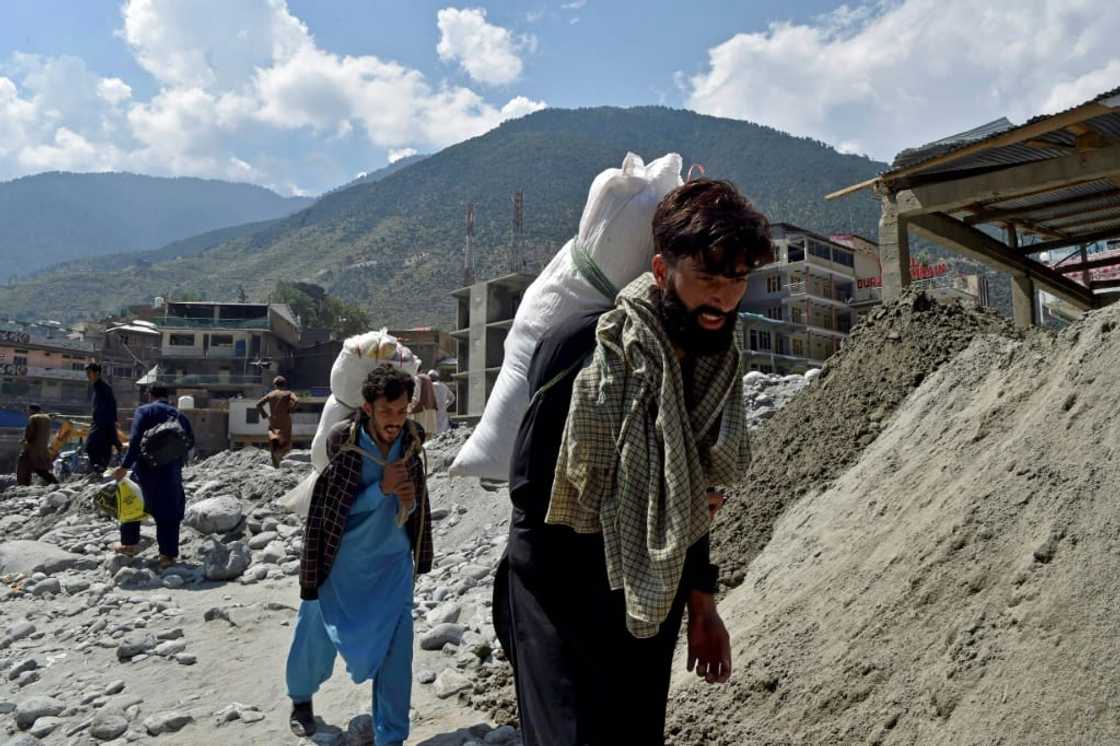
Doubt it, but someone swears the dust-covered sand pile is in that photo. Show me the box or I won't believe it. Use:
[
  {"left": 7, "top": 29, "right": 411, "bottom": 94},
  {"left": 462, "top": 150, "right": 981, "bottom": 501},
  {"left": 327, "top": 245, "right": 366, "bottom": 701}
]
[{"left": 668, "top": 296, "right": 1120, "bottom": 744}]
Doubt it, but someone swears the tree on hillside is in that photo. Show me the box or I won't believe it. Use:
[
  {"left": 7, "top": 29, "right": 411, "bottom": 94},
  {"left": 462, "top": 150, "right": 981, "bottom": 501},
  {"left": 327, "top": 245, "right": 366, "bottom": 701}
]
[{"left": 270, "top": 281, "right": 370, "bottom": 338}]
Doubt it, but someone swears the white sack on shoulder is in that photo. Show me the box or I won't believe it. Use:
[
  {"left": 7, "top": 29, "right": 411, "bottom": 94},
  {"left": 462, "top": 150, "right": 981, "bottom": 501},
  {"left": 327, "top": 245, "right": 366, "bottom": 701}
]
[{"left": 451, "top": 152, "right": 683, "bottom": 480}]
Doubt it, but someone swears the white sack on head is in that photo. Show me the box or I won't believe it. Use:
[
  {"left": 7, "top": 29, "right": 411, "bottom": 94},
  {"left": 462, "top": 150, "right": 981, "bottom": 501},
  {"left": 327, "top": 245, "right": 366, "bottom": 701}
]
[{"left": 450, "top": 152, "right": 683, "bottom": 480}]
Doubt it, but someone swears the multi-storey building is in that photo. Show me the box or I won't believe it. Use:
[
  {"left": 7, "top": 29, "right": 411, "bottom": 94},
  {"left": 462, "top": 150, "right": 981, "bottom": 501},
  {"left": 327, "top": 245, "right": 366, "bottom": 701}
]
[
  {"left": 739, "top": 224, "right": 858, "bottom": 375},
  {"left": 0, "top": 335, "right": 97, "bottom": 419},
  {"left": 131, "top": 301, "right": 302, "bottom": 405}
]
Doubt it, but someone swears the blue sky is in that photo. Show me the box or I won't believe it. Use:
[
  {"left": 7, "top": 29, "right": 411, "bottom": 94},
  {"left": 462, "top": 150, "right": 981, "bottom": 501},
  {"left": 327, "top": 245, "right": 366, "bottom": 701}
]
[{"left": 1, "top": 1, "right": 1116, "bottom": 195}]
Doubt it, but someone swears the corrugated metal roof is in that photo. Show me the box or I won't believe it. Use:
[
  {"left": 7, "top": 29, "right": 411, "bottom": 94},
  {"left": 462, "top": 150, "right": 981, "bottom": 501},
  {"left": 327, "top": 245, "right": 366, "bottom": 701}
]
[{"left": 887, "top": 86, "right": 1120, "bottom": 176}]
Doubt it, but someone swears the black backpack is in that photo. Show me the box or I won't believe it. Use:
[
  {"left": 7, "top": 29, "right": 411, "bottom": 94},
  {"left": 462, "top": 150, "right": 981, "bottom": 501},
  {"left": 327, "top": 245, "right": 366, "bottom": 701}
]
[{"left": 140, "top": 414, "right": 192, "bottom": 467}]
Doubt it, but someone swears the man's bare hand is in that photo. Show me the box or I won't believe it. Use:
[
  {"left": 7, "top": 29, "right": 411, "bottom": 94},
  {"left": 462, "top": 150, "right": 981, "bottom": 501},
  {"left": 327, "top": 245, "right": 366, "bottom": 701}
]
[
  {"left": 382, "top": 461, "right": 416, "bottom": 513},
  {"left": 686, "top": 592, "right": 732, "bottom": 684},
  {"left": 707, "top": 490, "right": 727, "bottom": 520}
]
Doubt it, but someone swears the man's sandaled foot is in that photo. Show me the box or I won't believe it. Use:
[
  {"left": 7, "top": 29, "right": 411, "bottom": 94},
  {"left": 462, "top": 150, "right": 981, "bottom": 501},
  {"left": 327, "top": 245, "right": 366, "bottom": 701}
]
[
  {"left": 158, "top": 555, "right": 176, "bottom": 570},
  {"left": 113, "top": 543, "right": 140, "bottom": 556},
  {"left": 289, "top": 701, "right": 316, "bottom": 737}
]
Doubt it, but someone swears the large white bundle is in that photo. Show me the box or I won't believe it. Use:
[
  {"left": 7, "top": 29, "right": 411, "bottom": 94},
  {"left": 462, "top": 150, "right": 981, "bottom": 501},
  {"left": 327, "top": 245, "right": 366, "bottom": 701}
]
[
  {"left": 450, "top": 152, "right": 683, "bottom": 480},
  {"left": 309, "top": 329, "right": 420, "bottom": 472}
]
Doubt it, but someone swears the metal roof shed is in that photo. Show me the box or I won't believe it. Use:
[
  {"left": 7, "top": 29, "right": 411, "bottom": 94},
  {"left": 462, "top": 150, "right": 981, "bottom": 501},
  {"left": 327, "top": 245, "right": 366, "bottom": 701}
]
[{"left": 828, "top": 87, "right": 1120, "bottom": 328}]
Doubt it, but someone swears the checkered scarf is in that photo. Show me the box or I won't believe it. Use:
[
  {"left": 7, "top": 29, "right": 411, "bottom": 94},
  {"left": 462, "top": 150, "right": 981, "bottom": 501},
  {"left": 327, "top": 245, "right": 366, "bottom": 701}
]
[{"left": 547, "top": 273, "right": 750, "bottom": 638}]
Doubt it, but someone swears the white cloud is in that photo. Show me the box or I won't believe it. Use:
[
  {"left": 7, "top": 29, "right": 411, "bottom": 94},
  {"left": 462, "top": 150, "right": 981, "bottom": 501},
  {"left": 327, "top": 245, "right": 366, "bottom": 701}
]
[
  {"left": 388, "top": 148, "right": 419, "bottom": 163},
  {"left": 562, "top": 0, "right": 587, "bottom": 9},
  {"left": 436, "top": 7, "right": 536, "bottom": 86},
  {"left": 683, "top": 0, "right": 1120, "bottom": 162},
  {"left": 0, "top": 0, "right": 545, "bottom": 194}
]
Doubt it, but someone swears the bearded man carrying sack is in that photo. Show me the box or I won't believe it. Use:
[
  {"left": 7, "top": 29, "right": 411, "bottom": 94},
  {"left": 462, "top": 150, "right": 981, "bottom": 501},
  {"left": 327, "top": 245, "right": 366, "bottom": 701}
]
[{"left": 494, "top": 179, "right": 773, "bottom": 745}]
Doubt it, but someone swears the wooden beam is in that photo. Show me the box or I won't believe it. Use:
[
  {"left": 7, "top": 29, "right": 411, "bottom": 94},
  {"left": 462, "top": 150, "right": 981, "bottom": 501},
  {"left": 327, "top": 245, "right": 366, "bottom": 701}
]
[
  {"left": 907, "top": 212, "right": 1096, "bottom": 310},
  {"left": 882, "top": 101, "right": 1114, "bottom": 182},
  {"left": 1024, "top": 138, "right": 1074, "bottom": 151},
  {"left": 1046, "top": 213, "right": 1120, "bottom": 233},
  {"left": 1091, "top": 278, "right": 1120, "bottom": 290},
  {"left": 963, "top": 188, "right": 1120, "bottom": 225},
  {"left": 1056, "top": 255, "right": 1120, "bottom": 274},
  {"left": 1077, "top": 132, "right": 1111, "bottom": 151},
  {"left": 898, "top": 145, "right": 1120, "bottom": 217},
  {"left": 825, "top": 176, "right": 881, "bottom": 201},
  {"left": 1067, "top": 123, "right": 1093, "bottom": 136},
  {"left": 1017, "top": 224, "right": 1120, "bottom": 254},
  {"left": 1011, "top": 198, "right": 1120, "bottom": 226}
]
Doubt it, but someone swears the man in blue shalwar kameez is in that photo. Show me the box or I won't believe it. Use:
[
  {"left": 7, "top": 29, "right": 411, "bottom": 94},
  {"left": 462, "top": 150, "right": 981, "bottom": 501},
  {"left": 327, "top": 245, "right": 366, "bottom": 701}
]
[{"left": 287, "top": 365, "right": 434, "bottom": 744}]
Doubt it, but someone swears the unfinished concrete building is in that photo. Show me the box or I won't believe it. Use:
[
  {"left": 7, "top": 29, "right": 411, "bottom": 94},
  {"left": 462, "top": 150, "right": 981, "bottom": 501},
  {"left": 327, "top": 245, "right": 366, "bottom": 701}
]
[
  {"left": 451, "top": 273, "right": 534, "bottom": 423},
  {"left": 830, "top": 87, "right": 1120, "bottom": 326}
]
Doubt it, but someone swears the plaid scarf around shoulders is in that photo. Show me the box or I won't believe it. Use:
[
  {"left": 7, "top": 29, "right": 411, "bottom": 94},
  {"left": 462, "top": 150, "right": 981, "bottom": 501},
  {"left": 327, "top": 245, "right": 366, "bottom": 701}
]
[{"left": 547, "top": 273, "right": 750, "bottom": 638}]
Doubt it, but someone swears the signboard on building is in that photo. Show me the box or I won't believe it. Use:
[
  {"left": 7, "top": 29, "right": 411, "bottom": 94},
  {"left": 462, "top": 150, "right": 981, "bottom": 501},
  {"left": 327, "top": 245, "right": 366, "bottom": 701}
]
[{"left": 857, "top": 260, "right": 950, "bottom": 290}]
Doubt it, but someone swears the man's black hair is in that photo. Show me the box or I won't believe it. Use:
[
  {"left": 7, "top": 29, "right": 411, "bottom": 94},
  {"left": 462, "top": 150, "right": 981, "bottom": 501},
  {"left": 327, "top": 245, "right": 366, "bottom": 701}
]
[
  {"left": 85, "top": 362, "right": 102, "bottom": 374},
  {"left": 652, "top": 179, "right": 774, "bottom": 276},
  {"left": 361, "top": 364, "right": 415, "bottom": 404},
  {"left": 150, "top": 385, "right": 171, "bottom": 399},
  {"left": 28, "top": 404, "right": 41, "bottom": 414}
]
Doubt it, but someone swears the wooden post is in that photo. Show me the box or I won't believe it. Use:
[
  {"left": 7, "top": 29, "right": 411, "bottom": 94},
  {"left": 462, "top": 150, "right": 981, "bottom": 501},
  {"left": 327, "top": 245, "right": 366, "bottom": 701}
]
[
  {"left": 1006, "top": 225, "right": 1038, "bottom": 329},
  {"left": 879, "top": 192, "right": 911, "bottom": 301}
]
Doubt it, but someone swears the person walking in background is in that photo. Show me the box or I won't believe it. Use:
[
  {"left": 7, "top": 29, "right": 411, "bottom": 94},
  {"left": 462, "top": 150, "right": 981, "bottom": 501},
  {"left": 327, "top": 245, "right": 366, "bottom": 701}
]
[
  {"left": 407, "top": 366, "right": 438, "bottom": 437},
  {"left": 429, "top": 369, "right": 455, "bottom": 433},
  {"left": 85, "top": 363, "right": 120, "bottom": 473},
  {"left": 112, "top": 385, "right": 194, "bottom": 570},
  {"left": 286, "top": 365, "right": 433, "bottom": 743},
  {"left": 257, "top": 376, "right": 300, "bottom": 468},
  {"left": 16, "top": 404, "right": 57, "bottom": 486}
]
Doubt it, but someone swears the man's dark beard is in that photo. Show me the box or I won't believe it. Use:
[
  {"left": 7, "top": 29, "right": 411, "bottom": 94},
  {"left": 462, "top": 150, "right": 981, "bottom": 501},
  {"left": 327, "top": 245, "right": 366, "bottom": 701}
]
[{"left": 657, "top": 281, "right": 738, "bottom": 356}]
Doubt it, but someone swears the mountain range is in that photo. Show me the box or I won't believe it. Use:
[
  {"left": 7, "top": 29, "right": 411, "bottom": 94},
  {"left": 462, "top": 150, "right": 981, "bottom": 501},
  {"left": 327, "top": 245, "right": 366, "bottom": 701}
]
[
  {"left": 0, "top": 107, "right": 889, "bottom": 327},
  {"left": 0, "top": 172, "right": 313, "bottom": 282}
]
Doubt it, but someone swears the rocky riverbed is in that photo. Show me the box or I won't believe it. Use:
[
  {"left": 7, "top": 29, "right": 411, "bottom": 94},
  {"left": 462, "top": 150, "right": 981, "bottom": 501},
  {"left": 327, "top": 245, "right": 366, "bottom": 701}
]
[{"left": 1, "top": 372, "right": 809, "bottom": 745}]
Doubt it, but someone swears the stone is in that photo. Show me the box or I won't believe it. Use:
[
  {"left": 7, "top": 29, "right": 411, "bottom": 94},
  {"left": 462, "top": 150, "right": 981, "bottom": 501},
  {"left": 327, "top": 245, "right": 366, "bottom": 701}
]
[
  {"left": 162, "top": 574, "right": 185, "bottom": 589},
  {"left": 4, "top": 620, "right": 37, "bottom": 646},
  {"left": 62, "top": 578, "right": 90, "bottom": 594},
  {"left": 3, "top": 734, "right": 42, "bottom": 745},
  {"left": 433, "top": 669, "right": 472, "bottom": 699},
  {"left": 15, "top": 696, "right": 65, "bottom": 730},
  {"left": 462, "top": 564, "right": 490, "bottom": 581},
  {"left": 260, "top": 541, "right": 287, "bottom": 564},
  {"left": 420, "top": 623, "right": 466, "bottom": 650},
  {"left": 425, "top": 602, "right": 462, "bottom": 625},
  {"left": 154, "top": 640, "right": 187, "bottom": 657},
  {"left": 15, "top": 671, "right": 40, "bottom": 688},
  {"left": 199, "top": 539, "right": 252, "bottom": 581},
  {"left": 7, "top": 658, "right": 39, "bottom": 681},
  {"left": 183, "top": 496, "right": 244, "bottom": 534},
  {"left": 29, "top": 578, "right": 62, "bottom": 597},
  {"left": 142, "top": 711, "right": 193, "bottom": 735},
  {"left": 247, "top": 532, "right": 277, "bottom": 550},
  {"left": 0, "top": 541, "right": 99, "bottom": 576},
  {"left": 430, "top": 508, "right": 450, "bottom": 521},
  {"left": 117, "top": 632, "right": 157, "bottom": 661},
  {"left": 90, "top": 710, "right": 129, "bottom": 741},
  {"left": 113, "top": 567, "right": 156, "bottom": 589},
  {"left": 28, "top": 717, "right": 62, "bottom": 738},
  {"left": 417, "top": 670, "right": 437, "bottom": 684},
  {"left": 104, "top": 681, "right": 126, "bottom": 696},
  {"left": 175, "top": 654, "right": 197, "bottom": 666}
]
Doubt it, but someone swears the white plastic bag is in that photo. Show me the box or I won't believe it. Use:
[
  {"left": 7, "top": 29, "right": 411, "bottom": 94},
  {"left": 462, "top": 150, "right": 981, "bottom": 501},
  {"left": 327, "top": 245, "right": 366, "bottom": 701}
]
[{"left": 451, "top": 152, "right": 683, "bottom": 480}]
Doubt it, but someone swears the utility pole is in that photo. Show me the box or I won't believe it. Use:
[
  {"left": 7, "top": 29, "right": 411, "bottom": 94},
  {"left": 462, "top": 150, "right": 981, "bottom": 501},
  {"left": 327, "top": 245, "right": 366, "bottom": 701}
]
[{"left": 464, "top": 203, "right": 476, "bottom": 286}]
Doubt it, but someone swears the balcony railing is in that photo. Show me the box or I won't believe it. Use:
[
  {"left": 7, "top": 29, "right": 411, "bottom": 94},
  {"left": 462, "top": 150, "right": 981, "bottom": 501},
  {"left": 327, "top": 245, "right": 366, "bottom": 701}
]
[
  {"left": 161, "top": 347, "right": 243, "bottom": 359},
  {"left": 157, "top": 316, "right": 270, "bottom": 330},
  {"left": 155, "top": 374, "right": 263, "bottom": 386}
]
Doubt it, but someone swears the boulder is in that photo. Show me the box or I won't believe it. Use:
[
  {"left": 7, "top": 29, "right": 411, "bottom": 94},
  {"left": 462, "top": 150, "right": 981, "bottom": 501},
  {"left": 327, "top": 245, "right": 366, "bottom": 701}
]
[
  {"left": 433, "top": 669, "right": 472, "bottom": 699},
  {"left": 143, "top": 711, "right": 193, "bottom": 736},
  {"left": 183, "top": 496, "right": 243, "bottom": 534},
  {"left": 420, "top": 623, "right": 466, "bottom": 651},
  {"left": 90, "top": 710, "right": 129, "bottom": 741},
  {"left": 14, "top": 696, "right": 64, "bottom": 730},
  {"left": 199, "top": 538, "right": 252, "bottom": 581},
  {"left": 0, "top": 541, "right": 98, "bottom": 576},
  {"left": 117, "top": 632, "right": 157, "bottom": 661}
]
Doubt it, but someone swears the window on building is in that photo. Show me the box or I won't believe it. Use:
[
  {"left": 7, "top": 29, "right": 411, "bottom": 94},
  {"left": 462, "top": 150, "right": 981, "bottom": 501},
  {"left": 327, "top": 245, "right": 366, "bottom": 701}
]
[
  {"left": 766, "top": 276, "right": 781, "bottom": 293},
  {"left": 169, "top": 334, "right": 195, "bottom": 346},
  {"left": 71, "top": 363, "right": 84, "bottom": 371},
  {"left": 787, "top": 240, "right": 805, "bottom": 262},
  {"left": 791, "top": 306, "right": 803, "bottom": 324},
  {"left": 759, "top": 364, "right": 773, "bottom": 374},
  {"left": 114, "top": 366, "right": 133, "bottom": 378},
  {"left": 832, "top": 248, "right": 854, "bottom": 268},
  {"left": 765, "top": 306, "right": 783, "bottom": 321},
  {"left": 14, "top": 355, "right": 27, "bottom": 367},
  {"left": 757, "top": 331, "right": 772, "bottom": 351},
  {"left": 119, "top": 334, "right": 129, "bottom": 346},
  {"left": 809, "top": 240, "right": 831, "bottom": 261},
  {"left": 246, "top": 409, "right": 260, "bottom": 424},
  {"left": 792, "top": 338, "right": 804, "bottom": 356},
  {"left": 211, "top": 334, "right": 234, "bottom": 347}
]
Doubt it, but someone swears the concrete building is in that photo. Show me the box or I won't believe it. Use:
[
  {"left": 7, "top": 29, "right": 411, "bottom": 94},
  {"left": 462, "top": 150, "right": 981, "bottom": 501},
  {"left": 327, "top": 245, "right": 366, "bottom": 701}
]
[
  {"left": 139, "top": 301, "right": 302, "bottom": 406},
  {"left": 388, "top": 328, "right": 457, "bottom": 380},
  {"left": 101, "top": 320, "right": 162, "bottom": 409},
  {"left": 0, "top": 336, "right": 97, "bottom": 420},
  {"left": 740, "top": 224, "right": 857, "bottom": 374},
  {"left": 451, "top": 273, "right": 535, "bottom": 422}
]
